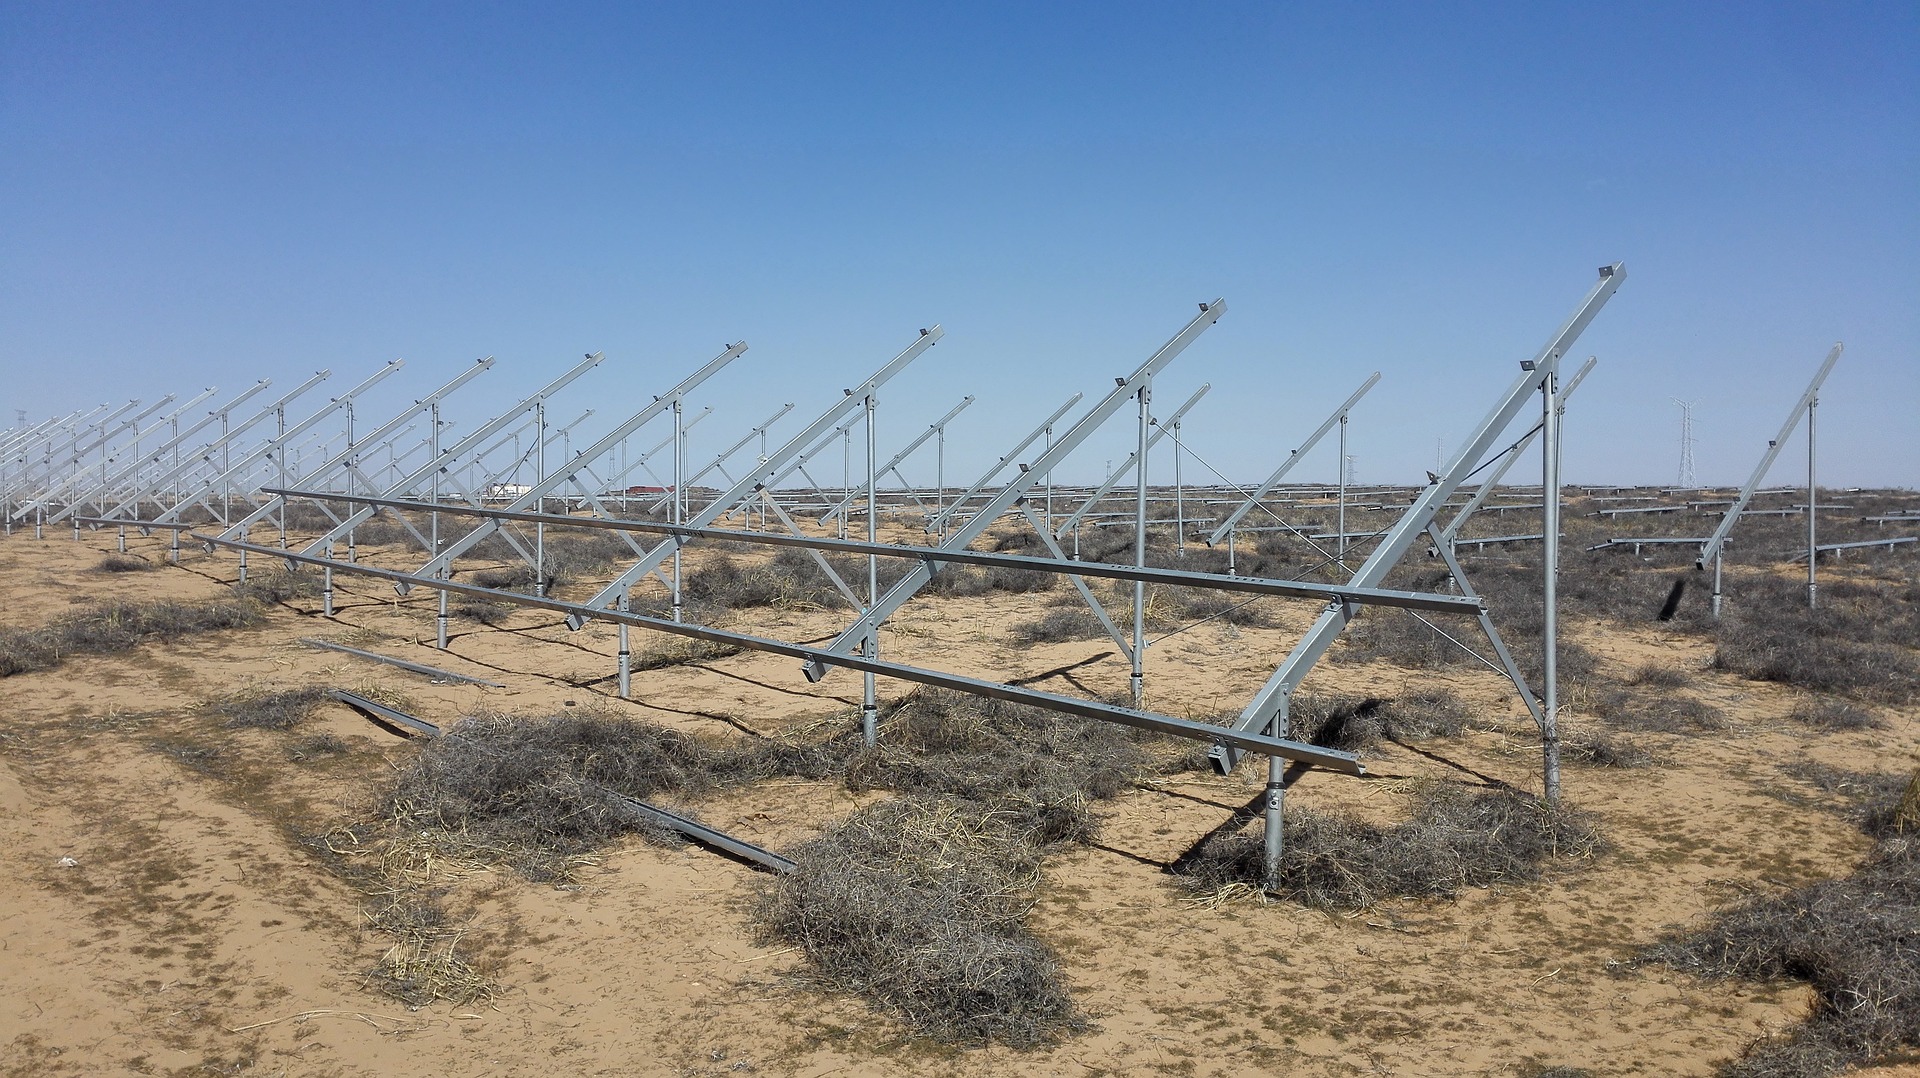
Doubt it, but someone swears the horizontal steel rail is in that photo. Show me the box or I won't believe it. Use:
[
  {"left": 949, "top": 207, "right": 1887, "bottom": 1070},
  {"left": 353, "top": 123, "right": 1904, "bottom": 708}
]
[
  {"left": 263, "top": 487, "right": 1482, "bottom": 615},
  {"left": 193, "top": 531, "right": 1366, "bottom": 774}
]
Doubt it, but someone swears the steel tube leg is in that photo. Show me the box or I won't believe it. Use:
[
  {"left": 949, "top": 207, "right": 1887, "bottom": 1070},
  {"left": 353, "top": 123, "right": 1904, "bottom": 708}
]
[
  {"left": 322, "top": 547, "right": 335, "bottom": 616},
  {"left": 1711, "top": 551, "right": 1723, "bottom": 620},
  {"left": 1262, "top": 754, "right": 1285, "bottom": 893},
  {"left": 618, "top": 597, "right": 632, "bottom": 698},
  {"left": 436, "top": 586, "right": 449, "bottom": 649},
  {"left": 118, "top": 527, "right": 127, "bottom": 553},
  {"left": 170, "top": 529, "right": 180, "bottom": 564}
]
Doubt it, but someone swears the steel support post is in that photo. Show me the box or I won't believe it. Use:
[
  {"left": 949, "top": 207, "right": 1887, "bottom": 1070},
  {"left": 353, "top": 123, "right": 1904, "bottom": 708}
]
[
  {"left": 1173, "top": 416, "right": 1184, "bottom": 557},
  {"left": 1806, "top": 394, "right": 1818, "bottom": 610},
  {"left": 863, "top": 391, "right": 879, "bottom": 745},
  {"left": 1541, "top": 365, "right": 1563, "bottom": 802},
  {"left": 534, "top": 399, "right": 547, "bottom": 597},
  {"left": 672, "top": 397, "right": 685, "bottom": 623},
  {"left": 1204, "top": 372, "right": 1380, "bottom": 550},
  {"left": 1131, "top": 379, "right": 1150, "bottom": 706},
  {"left": 1337, "top": 414, "right": 1348, "bottom": 568},
  {"left": 1262, "top": 691, "right": 1291, "bottom": 893}
]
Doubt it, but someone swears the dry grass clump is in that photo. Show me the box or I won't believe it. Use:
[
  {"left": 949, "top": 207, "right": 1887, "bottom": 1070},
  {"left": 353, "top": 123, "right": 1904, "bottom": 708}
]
[
  {"left": 95, "top": 554, "right": 154, "bottom": 572},
  {"left": 453, "top": 596, "right": 515, "bottom": 626},
  {"left": 361, "top": 892, "right": 493, "bottom": 1008},
  {"left": 1710, "top": 574, "right": 1920, "bottom": 705},
  {"left": 230, "top": 568, "right": 319, "bottom": 605},
  {"left": 753, "top": 795, "right": 1084, "bottom": 1047},
  {"left": 0, "top": 597, "right": 264, "bottom": 677},
  {"left": 211, "top": 685, "right": 332, "bottom": 730},
  {"left": 924, "top": 563, "right": 1061, "bottom": 598},
  {"left": 380, "top": 711, "right": 849, "bottom": 880},
  {"left": 1592, "top": 685, "right": 1726, "bottom": 734},
  {"left": 1645, "top": 835, "right": 1920, "bottom": 1077},
  {"left": 1788, "top": 698, "right": 1884, "bottom": 732},
  {"left": 1179, "top": 783, "right": 1603, "bottom": 910},
  {"left": 849, "top": 688, "right": 1154, "bottom": 846},
  {"left": 1008, "top": 605, "right": 1109, "bottom": 645},
  {"left": 1286, "top": 689, "right": 1470, "bottom": 752},
  {"left": 468, "top": 565, "right": 538, "bottom": 592},
  {"left": 683, "top": 551, "right": 847, "bottom": 611},
  {"left": 629, "top": 634, "right": 745, "bottom": 671},
  {"left": 1630, "top": 661, "right": 1696, "bottom": 688},
  {"left": 1563, "top": 729, "right": 1654, "bottom": 769}
]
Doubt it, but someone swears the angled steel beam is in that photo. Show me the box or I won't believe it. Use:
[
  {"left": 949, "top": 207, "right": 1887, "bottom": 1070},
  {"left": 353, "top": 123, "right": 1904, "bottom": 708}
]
[
  {"left": 680, "top": 403, "right": 794, "bottom": 492},
  {"left": 1213, "top": 265, "right": 1625, "bottom": 773},
  {"left": 927, "top": 393, "right": 1083, "bottom": 534},
  {"left": 97, "top": 371, "right": 333, "bottom": 522},
  {"left": 18, "top": 389, "right": 218, "bottom": 521},
  {"left": 1438, "top": 356, "right": 1596, "bottom": 545},
  {"left": 819, "top": 394, "right": 975, "bottom": 525},
  {"left": 301, "top": 353, "right": 606, "bottom": 553},
  {"left": 1053, "top": 382, "right": 1210, "bottom": 536},
  {"left": 218, "top": 357, "right": 490, "bottom": 540},
  {"left": 1206, "top": 372, "right": 1380, "bottom": 547},
  {"left": 1694, "top": 343, "right": 1843, "bottom": 570},
  {"left": 415, "top": 344, "right": 747, "bottom": 577},
  {"left": 805, "top": 300, "right": 1227, "bottom": 681},
  {"left": 570, "top": 326, "right": 944, "bottom": 620}
]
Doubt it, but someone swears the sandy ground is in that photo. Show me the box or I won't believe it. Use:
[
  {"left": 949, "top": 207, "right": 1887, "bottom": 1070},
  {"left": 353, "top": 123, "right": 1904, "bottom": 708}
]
[{"left": 1, "top": 522, "right": 1916, "bottom": 1077}]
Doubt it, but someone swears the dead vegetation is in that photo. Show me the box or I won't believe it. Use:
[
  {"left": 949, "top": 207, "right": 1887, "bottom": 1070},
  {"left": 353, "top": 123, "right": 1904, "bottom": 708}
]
[
  {"left": 210, "top": 685, "right": 332, "bottom": 730},
  {"left": 754, "top": 796, "right": 1084, "bottom": 1047},
  {"left": 95, "top": 553, "right": 153, "bottom": 572},
  {"left": 0, "top": 596, "right": 264, "bottom": 677},
  {"left": 1645, "top": 764, "right": 1920, "bottom": 1077},
  {"left": 1178, "top": 782, "right": 1604, "bottom": 910},
  {"left": 1285, "top": 688, "right": 1471, "bottom": 753}
]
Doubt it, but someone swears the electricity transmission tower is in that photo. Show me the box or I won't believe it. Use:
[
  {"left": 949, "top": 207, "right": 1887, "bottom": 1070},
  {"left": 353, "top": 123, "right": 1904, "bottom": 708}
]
[{"left": 1672, "top": 398, "right": 1697, "bottom": 487}]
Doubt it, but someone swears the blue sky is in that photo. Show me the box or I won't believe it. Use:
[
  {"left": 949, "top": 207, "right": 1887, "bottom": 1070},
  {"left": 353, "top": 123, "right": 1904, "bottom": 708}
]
[{"left": 3, "top": 2, "right": 1915, "bottom": 488}]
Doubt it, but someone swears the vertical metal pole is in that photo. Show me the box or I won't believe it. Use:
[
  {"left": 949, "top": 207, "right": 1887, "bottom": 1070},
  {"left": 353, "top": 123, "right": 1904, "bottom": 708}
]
[
  {"left": 618, "top": 596, "right": 632, "bottom": 698},
  {"left": 1262, "top": 692, "right": 1290, "bottom": 893},
  {"left": 1132, "top": 380, "right": 1150, "bottom": 706},
  {"left": 1806, "top": 395, "right": 1818, "bottom": 609},
  {"left": 1337, "top": 414, "right": 1349, "bottom": 568},
  {"left": 840, "top": 425, "right": 851, "bottom": 541},
  {"left": 1044, "top": 424, "right": 1055, "bottom": 537},
  {"left": 117, "top": 526, "right": 126, "bottom": 553},
  {"left": 862, "top": 392, "right": 879, "bottom": 746},
  {"left": 323, "top": 545, "right": 335, "bottom": 616},
  {"left": 433, "top": 404, "right": 448, "bottom": 650},
  {"left": 535, "top": 399, "right": 547, "bottom": 597},
  {"left": 1541, "top": 366, "right": 1562, "bottom": 803},
  {"left": 1173, "top": 417, "right": 1184, "bottom": 558},
  {"left": 672, "top": 398, "right": 685, "bottom": 623},
  {"left": 276, "top": 405, "right": 289, "bottom": 549},
  {"left": 1227, "top": 527, "right": 1236, "bottom": 576},
  {"left": 935, "top": 425, "right": 945, "bottom": 541},
  {"left": 1711, "top": 550, "right": 1724, "bottom": 619}
]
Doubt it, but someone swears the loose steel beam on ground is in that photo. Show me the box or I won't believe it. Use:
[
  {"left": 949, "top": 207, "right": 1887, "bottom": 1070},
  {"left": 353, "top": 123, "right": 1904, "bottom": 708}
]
[
  {"left": 197, "top": 532, "right": 1364, "bottom": 773},
  {"left": 299, "top": 637, "right": 507, "bottom": 686}
]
